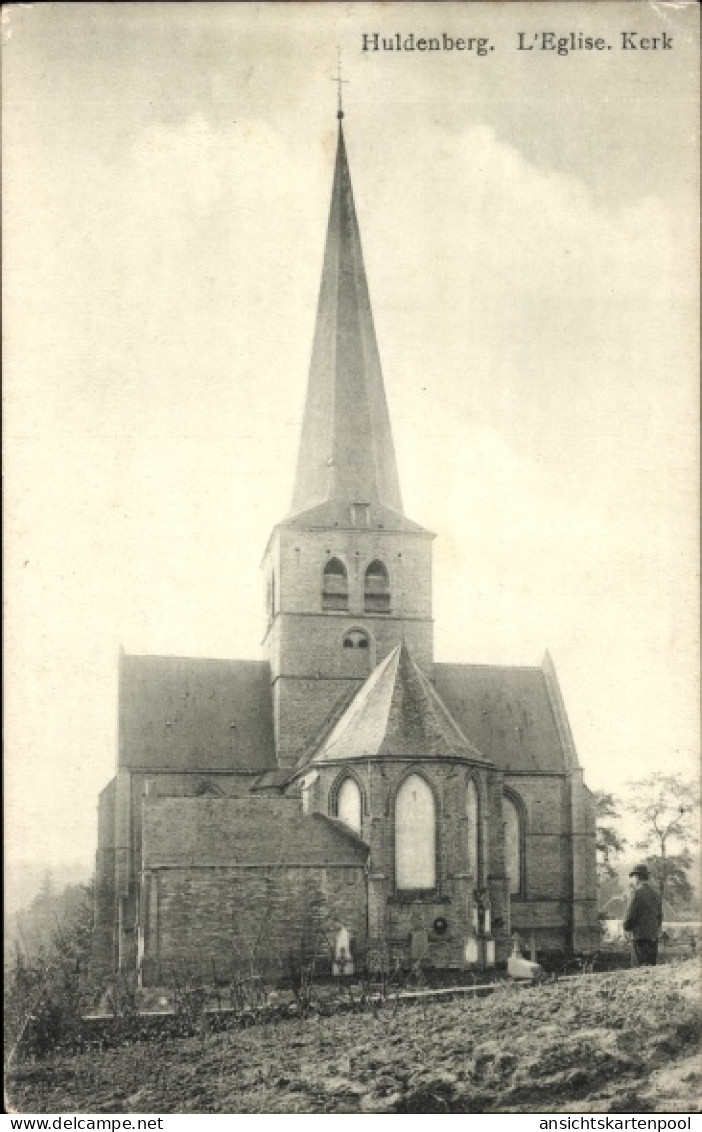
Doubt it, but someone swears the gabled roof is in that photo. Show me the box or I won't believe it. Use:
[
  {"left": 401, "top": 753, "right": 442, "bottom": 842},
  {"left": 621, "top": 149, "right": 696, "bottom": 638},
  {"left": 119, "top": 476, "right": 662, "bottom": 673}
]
[
  {"left": 118, "top": 653, "right": 276, "bottom": 773},
  {"left": 307, "top": 643, "right": 491, "bottom": 765},
  {"left": 141, "top": 796, "right": 369, "bottom": 868},
  {"left": 287, "top": 122, "right": 412, "bottom": 526},
  {"left": 117, "top": 650, "right": 577, "bottom": 778},
  {"left": 433, "top": 658, "right": 577, "bottom": 774}
]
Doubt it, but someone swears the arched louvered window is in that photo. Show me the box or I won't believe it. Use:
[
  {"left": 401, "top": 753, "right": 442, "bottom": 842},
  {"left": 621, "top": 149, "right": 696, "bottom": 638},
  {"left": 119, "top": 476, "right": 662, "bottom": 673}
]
[
  {"left": 364, "top": 559, "right": 390, "bottom": 613},
  {"left": 395, "top": 774, "right": 436, "bottom": 891},
  {"left": 466, "top": 778, "right": 479, "bottom": 878},
  {"left": 504, "top": 794, "right": 524, "bottom": 897},
  {"left": 337, "top": 777, "right": 362, "bottom": 836},
  {"left": 322, "top": 557, "right": 348, "bottom": 611}
]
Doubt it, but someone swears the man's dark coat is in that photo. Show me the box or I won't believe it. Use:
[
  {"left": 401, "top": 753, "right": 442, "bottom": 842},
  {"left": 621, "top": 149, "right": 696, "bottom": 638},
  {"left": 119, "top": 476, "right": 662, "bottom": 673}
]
[{"left": 623, "top": 881, "right": 663, "bottom": 940}]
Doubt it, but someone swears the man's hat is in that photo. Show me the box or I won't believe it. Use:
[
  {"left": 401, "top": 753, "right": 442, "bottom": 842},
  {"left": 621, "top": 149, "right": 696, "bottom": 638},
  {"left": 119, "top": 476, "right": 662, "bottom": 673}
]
[{"left": 629, "top": 863, "right": 650, "bottom": 880}]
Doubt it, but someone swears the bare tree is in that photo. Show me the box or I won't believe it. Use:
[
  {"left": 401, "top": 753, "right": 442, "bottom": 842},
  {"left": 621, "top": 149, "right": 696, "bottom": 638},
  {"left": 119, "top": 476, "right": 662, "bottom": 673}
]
[
  {"left": 642, "top": 852, "right": 695, "bottom": 911},
  {"left": 628, "top": 773, "right": 699, "bottom": 906},
  {"left": 4, "top": 881, "right": 94, "bottom": 1063}
]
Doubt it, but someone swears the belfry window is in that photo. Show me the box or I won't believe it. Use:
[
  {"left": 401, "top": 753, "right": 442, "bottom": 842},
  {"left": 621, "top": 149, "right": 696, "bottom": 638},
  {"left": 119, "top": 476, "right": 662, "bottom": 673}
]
[
  {"left": 364, "top": 560, "right": 390, "bottom": 613},
  {"left": 504, "top": 794, "right": 524, "bottom": 897},
  {"left": 395, "top": 774, "right": 436, "bottom": 892},
  {"left": 322, "top": 557, "right": 348, "bottom": 611}
]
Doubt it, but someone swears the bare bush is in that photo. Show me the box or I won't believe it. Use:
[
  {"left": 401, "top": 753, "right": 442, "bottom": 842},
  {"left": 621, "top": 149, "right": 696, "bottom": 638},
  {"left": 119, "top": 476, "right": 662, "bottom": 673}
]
[{"left": 4, "top": 882, "right": 94, "bottom": 1063}]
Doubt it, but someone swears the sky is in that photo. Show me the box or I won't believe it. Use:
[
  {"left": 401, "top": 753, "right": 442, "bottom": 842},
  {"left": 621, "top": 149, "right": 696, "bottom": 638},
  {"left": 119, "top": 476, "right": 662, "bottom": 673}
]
[{"left": 3, "top": 2, "right": 699, "bottom": 889}]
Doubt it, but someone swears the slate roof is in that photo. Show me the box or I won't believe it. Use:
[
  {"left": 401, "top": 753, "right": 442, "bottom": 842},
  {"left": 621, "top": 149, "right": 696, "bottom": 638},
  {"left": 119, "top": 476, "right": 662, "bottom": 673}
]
[
  {"left": 118, "top": 654, "right": 276, "bottom": 773},
  {"left": 307, "top": 643, "right": 491, "bottom": 765},
  {"left": 433, "top": 662, "right": 572, "bottom": 774},
  {"left": 142, "top": 796, "right": 369, "bottom": 868},
  {"left": 118, "top": 651, "right": 575, "bottom": 777}
]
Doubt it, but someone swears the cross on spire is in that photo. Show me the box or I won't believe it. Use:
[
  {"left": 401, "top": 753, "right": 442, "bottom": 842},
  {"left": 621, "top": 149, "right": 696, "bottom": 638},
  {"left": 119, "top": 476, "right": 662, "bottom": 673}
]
[{"left": 332, "top": 47, "right": 348, "bottom": 120}]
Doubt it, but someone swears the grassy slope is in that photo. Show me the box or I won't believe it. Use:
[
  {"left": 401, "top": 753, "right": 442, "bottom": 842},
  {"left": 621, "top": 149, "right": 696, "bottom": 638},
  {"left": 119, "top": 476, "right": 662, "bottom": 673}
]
[{"left": 7, "top": 959, "right": 701, "bottom": 1115}]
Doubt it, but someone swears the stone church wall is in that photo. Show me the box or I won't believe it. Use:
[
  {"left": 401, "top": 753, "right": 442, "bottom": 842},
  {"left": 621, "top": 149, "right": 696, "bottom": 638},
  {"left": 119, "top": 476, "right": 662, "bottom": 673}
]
[
  {"left": 128, "top": 771, "right": 260, "bottom": 883},
  {"left": 309, "top": 760, "right": 504, "bottom": 966},
  {"left": 569, "top": 769, "right": 600, "bottom": 950},
  {"left": 270, "top": 626, "right": 435, "bottom": 767},
  {"left": 139, "top": 865, "right": 367, "bottom": 985},
  {"left": 503, "top": 773, "right": 569, "bottom": 950},
  {"left": 306, "top": 764, "right": 593, "bottom": 959},
  {"left": 274, "top": 677, "right": 363, "bottom": 766},
  {"left": 504, "top": 772, "right": 598, "bottom": 951},
  {"left": 137, "top": 794, "right": 369, "bottom": 983}
]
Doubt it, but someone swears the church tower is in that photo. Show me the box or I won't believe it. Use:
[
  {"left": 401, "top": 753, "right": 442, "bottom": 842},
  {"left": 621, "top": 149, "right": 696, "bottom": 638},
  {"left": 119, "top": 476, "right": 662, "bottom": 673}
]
[{"left": 262, "top": 114, "right": 434, "bottom": 767}]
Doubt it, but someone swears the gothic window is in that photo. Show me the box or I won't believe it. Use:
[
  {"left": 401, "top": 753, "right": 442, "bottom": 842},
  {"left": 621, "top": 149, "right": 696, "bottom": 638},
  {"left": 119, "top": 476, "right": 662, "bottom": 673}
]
[
  {"left": 364, "top": 559, "right": 390, "bottom": 613},
  {"left": 343, "top": 629, "right": 369, "bottom": 649},
  {"left": 395, "top": 773, "right": 436, "bottom": 892},
  {"left": 336, "top": 777, "right": 362, "bottom": 836},
  {"left": 466, "top": 778, "right": 479, "bottom": 878},
  {"left": 504, "top": 793, "right": 524, "bottom": 897},
  {"left": 322, "top": 557, "right": 348, "bottom": 611}
]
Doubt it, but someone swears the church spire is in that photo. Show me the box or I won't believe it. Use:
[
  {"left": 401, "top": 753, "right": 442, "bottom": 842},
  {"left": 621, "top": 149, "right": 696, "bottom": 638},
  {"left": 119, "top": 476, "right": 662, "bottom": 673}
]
[{"left": 289, "top": 117, "right": 404, "bottom": 519}]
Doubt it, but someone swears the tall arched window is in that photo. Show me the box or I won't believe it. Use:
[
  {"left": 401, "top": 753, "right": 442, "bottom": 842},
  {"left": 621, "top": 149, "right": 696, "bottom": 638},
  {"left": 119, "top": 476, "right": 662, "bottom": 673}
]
[
  {"left": 504, "top": 794, "right": 523, "bottom": 897},
  {"left": 364, "top": 560, "right": 390, "bottom": 613},
  {"left": 322, "top": 557, "right": 348, "bottom": 611},
  {"left": 336, "top": 777, "right": 362, "bottom": 836},
  {"left": 466, "top": 778, "right": 479, "bottom": 878},
  {"left": 395, "top": 774, "right": 436, "bottom": 891}
]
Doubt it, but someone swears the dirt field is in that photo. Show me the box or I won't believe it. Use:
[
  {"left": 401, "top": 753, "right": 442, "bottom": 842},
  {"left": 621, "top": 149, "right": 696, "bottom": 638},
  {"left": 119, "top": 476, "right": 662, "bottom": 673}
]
[{"left": 7, "top": 959, "right": 700, "bottom": 1114}]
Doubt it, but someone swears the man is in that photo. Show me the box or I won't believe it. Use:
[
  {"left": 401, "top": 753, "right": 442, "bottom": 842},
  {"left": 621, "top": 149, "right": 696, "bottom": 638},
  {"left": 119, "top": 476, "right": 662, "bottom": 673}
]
[{"left": 623, "top": 863, "right": 663, "bottom": 966}]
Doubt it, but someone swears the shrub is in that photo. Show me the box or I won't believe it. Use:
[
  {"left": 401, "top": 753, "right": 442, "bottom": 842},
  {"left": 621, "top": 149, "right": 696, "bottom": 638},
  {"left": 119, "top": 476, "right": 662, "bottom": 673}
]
[{"left": 4, "top": 883, "right": 95, "bottom": 1062}]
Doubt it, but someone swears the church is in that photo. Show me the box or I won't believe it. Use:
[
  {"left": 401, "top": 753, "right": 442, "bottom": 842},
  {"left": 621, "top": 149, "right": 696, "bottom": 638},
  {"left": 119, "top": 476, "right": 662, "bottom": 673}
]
[{"left": 93, "top": 108, "right": 598, "bottom": 984}]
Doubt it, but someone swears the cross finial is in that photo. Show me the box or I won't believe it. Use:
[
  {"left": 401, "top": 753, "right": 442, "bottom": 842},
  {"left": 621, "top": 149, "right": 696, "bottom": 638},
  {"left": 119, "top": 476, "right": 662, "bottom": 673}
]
[{"left": 332, "top": 47, "right": 348, "bottom": 120}]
